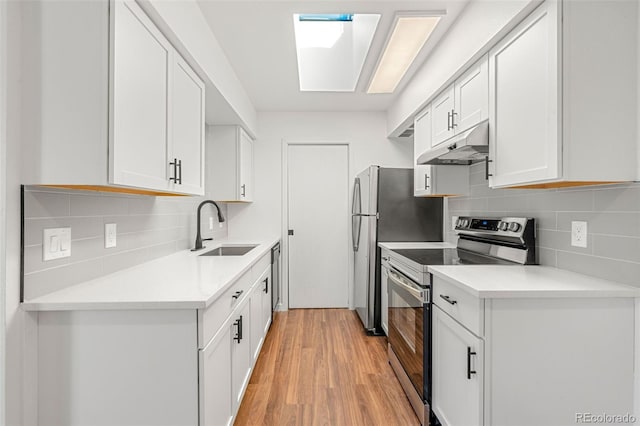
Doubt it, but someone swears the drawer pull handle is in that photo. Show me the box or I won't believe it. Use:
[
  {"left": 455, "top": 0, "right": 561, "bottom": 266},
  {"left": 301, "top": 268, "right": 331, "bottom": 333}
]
[
  {"left": 232, "top": 290, "right": 244, "bottom": 300},
  {"left": 467, "top": 346, "right": 477, "bottom": 379},
  {"left": 440, "top": 294, "right": 457, "bottom": 305},
  {"left": 263, "top": 277, "right": 269, "bottom": 294},
  {"left": 233, "top": 315, "right": 243, "bottom": 343}
]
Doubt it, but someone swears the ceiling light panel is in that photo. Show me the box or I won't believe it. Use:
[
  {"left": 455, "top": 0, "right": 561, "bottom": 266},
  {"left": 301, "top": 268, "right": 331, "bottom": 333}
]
[
  {"left": 293, "top": 13, "right": 380, "bottom": 92},
  {"left": 367, "top": 14, "right": 442, "bottom": 94}
]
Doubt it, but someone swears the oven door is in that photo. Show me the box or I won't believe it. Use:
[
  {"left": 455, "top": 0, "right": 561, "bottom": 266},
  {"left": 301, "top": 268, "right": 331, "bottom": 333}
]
[{"left": 387, "top": 268, "right": 429, "bottom": 402}]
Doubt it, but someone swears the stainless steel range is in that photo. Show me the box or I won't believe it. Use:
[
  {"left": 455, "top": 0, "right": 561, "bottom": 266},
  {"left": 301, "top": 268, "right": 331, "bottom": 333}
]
[{"left": 383, "top": 216, "right": 536, "bottom": 425}]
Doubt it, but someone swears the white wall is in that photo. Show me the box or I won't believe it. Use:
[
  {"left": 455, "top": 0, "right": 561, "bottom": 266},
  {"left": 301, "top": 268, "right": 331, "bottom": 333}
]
[
  {"left": 139, "top": 0, "right": 258, "bottom": 136},
  {"left": 5, "top": 2, "right": 37, "bottom": 425},
  {"left": 227, "top": 111, "right": 413, "bottom": 240},
  {"left": 226, "top": 111, "right": 413, "bottom": 310},
  {"left": 387, "top": 0, "right": 539, "bottom": 137}
]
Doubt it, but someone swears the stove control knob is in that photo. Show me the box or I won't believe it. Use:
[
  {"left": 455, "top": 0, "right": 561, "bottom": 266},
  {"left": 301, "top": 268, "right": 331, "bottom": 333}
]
[
  {"left": 508, "top": 222, "right": 521, "bottom": 232},
  {"left": 461, "top": 219, "right": 469, "bottom": 227},
  {"left": 499, "top": 221, "right": 509, "bottom": 231},
  {"left": 455, "top": 219, "right": 462, "bottom": 227}
]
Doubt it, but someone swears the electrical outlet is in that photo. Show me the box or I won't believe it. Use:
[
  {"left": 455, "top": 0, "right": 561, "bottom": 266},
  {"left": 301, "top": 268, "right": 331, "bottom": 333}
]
[
  {"left": 209, "top": 216, "right": 214, "bottom": 230},
  {"left": 105, "top": 223, "right": 117, "bottom": 248},
  {"left": 43, "top": 227, "right": 71, "bottom": 261},
  {"left": 571, "top": 221, "right": 587, "bottom": 248}
]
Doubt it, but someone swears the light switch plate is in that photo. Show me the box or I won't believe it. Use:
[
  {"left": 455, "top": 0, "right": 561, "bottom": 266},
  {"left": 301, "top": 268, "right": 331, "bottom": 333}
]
[
  {"left": 571, "top": 221, "right": 587, "bottom": 248},
  {"left": 105, "top": 223, "right": 117, "bottom": 248},
  {"left": 43, "top": 227, "right": 71, "bottom": 261}
]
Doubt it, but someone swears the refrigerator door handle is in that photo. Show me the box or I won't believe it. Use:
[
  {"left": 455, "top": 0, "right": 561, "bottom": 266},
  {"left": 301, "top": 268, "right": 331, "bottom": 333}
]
[{"left": 352, "top": 214, "right": 361, "bottom": 251}]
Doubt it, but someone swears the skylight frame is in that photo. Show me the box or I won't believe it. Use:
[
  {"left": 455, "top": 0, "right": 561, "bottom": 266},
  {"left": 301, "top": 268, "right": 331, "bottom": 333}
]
[{"left": 367, "top": 11, "right": 445, "bottom": 94}]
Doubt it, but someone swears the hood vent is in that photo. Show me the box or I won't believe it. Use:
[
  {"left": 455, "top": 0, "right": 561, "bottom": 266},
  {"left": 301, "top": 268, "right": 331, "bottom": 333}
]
[
  {"left": 416, "top": 120, "right": 488, "bottom": 165},
  {"left": 398, "top": 124, "right": 414, "bottom": 138}
]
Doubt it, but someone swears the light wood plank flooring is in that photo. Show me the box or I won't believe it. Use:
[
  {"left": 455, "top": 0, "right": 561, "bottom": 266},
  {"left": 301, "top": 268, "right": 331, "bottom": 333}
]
[{"left": 235, "top": 309, "right": 420, "bottom": 425}]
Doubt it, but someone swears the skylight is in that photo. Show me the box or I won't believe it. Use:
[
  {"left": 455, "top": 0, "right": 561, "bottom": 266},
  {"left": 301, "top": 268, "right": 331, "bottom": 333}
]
[{"left": 293, "top": 13, "right": 380, "bottom": 92}]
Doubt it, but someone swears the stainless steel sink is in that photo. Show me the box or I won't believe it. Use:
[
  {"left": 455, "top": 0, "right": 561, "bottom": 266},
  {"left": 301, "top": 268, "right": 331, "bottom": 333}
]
[{"left": 199, "top": 245, "right": 257, "bottom": 256}]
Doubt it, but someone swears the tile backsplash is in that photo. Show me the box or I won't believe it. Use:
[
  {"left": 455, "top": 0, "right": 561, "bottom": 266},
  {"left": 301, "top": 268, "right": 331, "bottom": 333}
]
[
  {"left": 23, "top": 186, "right": 227, "bottom": 299},
  {"left": 446, "top": 163, "right": 640, "bottom": 287}
]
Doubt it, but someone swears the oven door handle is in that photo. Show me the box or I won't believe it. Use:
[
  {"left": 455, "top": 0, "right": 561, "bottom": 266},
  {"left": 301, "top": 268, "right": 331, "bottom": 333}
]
[{"left": 388, "top": 269, "right": 426, "bottom": 303}]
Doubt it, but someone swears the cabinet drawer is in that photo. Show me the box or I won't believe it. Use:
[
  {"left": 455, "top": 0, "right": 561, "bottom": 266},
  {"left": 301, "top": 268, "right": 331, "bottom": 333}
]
[
  {"left": 251, "top": 252, "right": 271, "bottom": 283},
  {"left": 433, "top": 276, "right": 484, "bottom": 336},
  {"left": 199, "top": 270, "right": 252, "bottom": 348}
]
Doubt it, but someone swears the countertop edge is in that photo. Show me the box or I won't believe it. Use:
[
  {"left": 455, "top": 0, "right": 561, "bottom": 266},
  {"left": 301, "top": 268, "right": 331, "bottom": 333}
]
[
  {"left": 429, "top": 266, "right": 640, "bottom": 299},
  {"left": 22, "top": 237, "right": 280, "bottom": 311}
]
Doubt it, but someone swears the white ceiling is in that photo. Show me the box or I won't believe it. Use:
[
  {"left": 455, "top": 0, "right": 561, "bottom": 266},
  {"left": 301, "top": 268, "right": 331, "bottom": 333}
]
[{"left": 197, "top": 0, "right": 470, "bottom": 112}]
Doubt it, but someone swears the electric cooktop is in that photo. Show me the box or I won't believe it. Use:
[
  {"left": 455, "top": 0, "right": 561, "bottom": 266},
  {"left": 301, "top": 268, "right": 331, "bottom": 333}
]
[{"left": 393, "top": 248, "right": 515, "bottom": 266}]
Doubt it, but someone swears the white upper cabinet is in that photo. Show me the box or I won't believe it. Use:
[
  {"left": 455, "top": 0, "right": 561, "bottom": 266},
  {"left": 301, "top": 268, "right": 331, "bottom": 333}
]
[
  {"left": 207, "top": 125, "right": 254, "bottom": 202},
  {"left": 454, "top": 58, "right": 489, "bottom": 135},
  {"left": 170, "top": 55, "right": 206, "bottom": 195},
  {"left": 414, "top": 106, "right": 469, "bottom": 197},
  {"left": 23, "top": 0, "right": 205, "bottom": 195},
  {"left": 431, "top": 57, "right": 489, "bottom": 148},
  {"left": 431, "top": 87, "right": 456, "bottom": 147},
  {"left": 488, "top": 0, "right": 638, "bottom": 188}
]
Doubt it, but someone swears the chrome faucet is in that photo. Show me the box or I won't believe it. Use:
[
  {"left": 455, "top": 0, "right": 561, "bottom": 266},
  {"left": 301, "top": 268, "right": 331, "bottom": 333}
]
[{"left": 192, "top": 200, "right": 225, "bottom": 251}]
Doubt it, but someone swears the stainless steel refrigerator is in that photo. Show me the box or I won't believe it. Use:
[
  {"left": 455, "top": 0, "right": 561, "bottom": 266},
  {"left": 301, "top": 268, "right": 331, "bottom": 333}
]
[{"left": 352, "top": 166, "right": 443, "bottom": 334}]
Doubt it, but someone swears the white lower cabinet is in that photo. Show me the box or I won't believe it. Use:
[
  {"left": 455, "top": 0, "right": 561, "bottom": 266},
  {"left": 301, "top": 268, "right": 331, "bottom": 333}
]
[
  {"left": 200, "top": 326, "right": 233, "bottom": 426},
  {"left": 432, "top": 306, "right": 483, "bottom": 426},
  {"left": 231, "top": 298, "right": 253, "bottom": 413},
  {"left": 36, "top": 252, "right": 275, "bottom": 426},
  {"left": 431, "top": 275, "right": 636, "bottom": 426}
]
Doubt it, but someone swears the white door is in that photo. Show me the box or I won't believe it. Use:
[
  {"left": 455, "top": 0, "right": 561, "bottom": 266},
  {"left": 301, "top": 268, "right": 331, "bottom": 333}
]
[
  {"left": 170, "top": 55, "right": 205, "bottom": 195},
  {"left": 431, "top": 85, "right": 455, "bottom": 147},
  {"left": 288, "top": 144, "right": 349, "bottom": 308},
  {"left": 110, "top": 0, "right": 171, "bottom": 191},
  {"left": 432, "top": 307, "right": 483, "bottom": 426},
  {"left": 454, "top": 56, "right": 489, "bottom": 134},
  {"left": 488, "top": 2, "right": 560, "bottom": 187}
]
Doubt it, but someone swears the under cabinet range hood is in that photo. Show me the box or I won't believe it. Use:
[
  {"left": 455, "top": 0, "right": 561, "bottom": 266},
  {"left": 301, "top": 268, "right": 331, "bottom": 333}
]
[{"left": 416, "top": 119, "right": 489, "bottom": 165}]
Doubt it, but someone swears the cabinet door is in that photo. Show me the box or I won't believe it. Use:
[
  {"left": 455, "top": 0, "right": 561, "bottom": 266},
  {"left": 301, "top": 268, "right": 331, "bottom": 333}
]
[
  {"left": 200, "top": 326, "right": 233, "bottom": 426},
  {"left": 239, "top": 129, "right": 253, "bottom": 201},
  {"left": 431, "top": 86, "right": 455, "bottom": 147},
  {"left": 454, "top": 56, "right": 488, "bottom": 133},
  {"left": 261, "top": 272, "right": 272, "bottom": 335},
  {"left": 413, "top": 106, "right": 433, "bottom": 196},
  {"left": 170, "top": 55, "right": 205, "bottom": 195},
  {"left": 231, "top": 300, "right": 252, "bottom": 412},
  {"left": 432, "top": 307, "right": 483, "bottom": 426},
  {"left": 381, "top": 265, "right": 389, "bottom": 335},
  {"left": 110, "top": 0, "right": 171, "bottom": 191},
  {"left": 488, "top": 2, "right": 560, "bottom": 188},
  {"left": 250, "top": 284, "right": 263, "bottom": 363}
]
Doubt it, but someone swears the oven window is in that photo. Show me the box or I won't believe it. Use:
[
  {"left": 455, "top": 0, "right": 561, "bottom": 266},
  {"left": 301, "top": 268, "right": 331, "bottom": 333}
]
[
  {"left": 389, "top": 289, "right": 417, "bottom": 351},
  {"left": 387, "top": 274, "right": 425, "bottom": 399}
]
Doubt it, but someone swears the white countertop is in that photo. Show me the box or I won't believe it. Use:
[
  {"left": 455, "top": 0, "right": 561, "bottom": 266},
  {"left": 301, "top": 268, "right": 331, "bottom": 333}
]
[
  {"left": 430, "top": 265, "right": 640, "bottom": 298},
  {"left": 378, "top": 242, "right": 455, "bottom": 250},
  {"left": 22, "top": 237, "right": 280, "bottom": 311}
]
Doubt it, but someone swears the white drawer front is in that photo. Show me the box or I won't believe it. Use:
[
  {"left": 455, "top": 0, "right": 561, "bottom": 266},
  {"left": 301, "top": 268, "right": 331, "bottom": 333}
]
[
  {"left": 199, "top": 270, "right": 252, "bottom": 348},
  {"left": 433, "top": 276, "right": 484, "bottom": 336},
  {"left": 251, "top": 252, "right": 271, "bottom": 283}
]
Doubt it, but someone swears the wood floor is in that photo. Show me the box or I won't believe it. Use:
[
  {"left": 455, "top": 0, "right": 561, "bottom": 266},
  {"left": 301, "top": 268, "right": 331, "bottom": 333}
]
[{"left": 235, "top": 309, "right": 420, "bottom": 426}]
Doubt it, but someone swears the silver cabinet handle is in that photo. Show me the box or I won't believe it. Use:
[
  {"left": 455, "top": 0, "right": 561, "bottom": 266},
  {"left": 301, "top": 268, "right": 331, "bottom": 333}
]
[
  {"left": 439, "top": 294, "right": 457, "bottom": 305},
  {"left": 447, "top": 111, "right": 452, "bottom": 131},
  {"left": 485, "top": 156, "right": 493, "bottom": 180},
  {"left": 241, "top": 184, "right": 246, "bottom": 197},
  {"left": 424, "top": 174, "right": 429, "bottom": 189}
]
